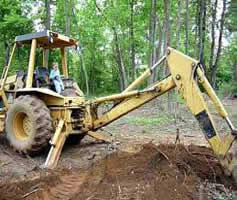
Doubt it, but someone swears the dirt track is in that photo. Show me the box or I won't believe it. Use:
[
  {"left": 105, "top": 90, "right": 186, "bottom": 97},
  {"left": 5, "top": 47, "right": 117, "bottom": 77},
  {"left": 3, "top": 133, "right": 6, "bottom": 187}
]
[{"left": 1, "top": 98, "right": 237, "bottom": 199}]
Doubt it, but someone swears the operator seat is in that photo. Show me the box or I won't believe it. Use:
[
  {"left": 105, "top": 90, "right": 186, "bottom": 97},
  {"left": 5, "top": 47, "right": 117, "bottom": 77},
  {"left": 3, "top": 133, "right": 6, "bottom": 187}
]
[
  {"left": 34, "top": 67, "right": 50, "bottom": 88},
  {"left": 32, "top": 67, "right": 58, "bottom": 93},
  {"left": 14, "top": 70, "right": 26, "bottom": 90}
]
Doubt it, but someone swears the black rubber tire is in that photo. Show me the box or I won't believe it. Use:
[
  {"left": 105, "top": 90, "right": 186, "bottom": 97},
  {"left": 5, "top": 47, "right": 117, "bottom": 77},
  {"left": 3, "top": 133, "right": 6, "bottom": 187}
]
[{"left": 6, "top": 95, "right": 53, "bottom": 155}]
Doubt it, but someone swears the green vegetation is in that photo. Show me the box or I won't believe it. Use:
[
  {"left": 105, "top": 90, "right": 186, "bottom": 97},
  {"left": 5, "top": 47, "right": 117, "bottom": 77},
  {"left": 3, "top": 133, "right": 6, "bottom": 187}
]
[
  {"left": 126, "top": 113, "right": 173, "bottom": 128},
  {"left": 0, "top": 0, "right": 236, "bottom": 97},
  {"left": 218, "top": 82, "right": 237, "bottom": 98}
]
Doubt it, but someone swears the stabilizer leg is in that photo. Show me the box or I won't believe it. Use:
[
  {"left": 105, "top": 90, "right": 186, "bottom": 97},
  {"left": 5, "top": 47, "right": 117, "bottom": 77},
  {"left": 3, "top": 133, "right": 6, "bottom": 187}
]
[
  {"left": 44, "top": 120, "right": 67, "bottom": 169},
  {"left": 87, "top": 131, "right": 113, "bottom": 143}
]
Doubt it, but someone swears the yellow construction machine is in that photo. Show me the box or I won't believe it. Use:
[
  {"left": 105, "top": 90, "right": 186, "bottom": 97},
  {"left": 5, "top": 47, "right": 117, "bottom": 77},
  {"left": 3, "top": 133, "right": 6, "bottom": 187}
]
[{"left": 1, "top": 30, "right": 237, "bottom": 182}]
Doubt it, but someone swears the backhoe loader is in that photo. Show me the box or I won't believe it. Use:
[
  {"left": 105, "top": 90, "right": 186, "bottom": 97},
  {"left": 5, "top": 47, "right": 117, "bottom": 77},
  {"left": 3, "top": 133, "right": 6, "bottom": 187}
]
[{"left": 1, "top": 30, "right": 237, "bottom": 182}]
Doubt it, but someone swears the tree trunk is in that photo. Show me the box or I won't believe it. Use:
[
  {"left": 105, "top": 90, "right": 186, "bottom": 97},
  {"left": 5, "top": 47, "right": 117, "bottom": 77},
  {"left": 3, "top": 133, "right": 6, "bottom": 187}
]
[
  {"left": 175, "top": 0, "right": 182, "bottom": 48},
  {"left": 44, "top": 0, "right": 51, "bottom": 68},
  {"left": 197, "top": 0, "right": 202, "bottom": 59},
  {"left": 163, "top": 0, "right": 172, "bottom": 111},
  {"left": 185, "top": 0, "right": 189, "bottom": 55},
  {"left": 78, "top": 45, "right": 89, "bottom": 95},
  {"left": 114, "top": 29, "right": 127, "bottom": 92},
  {"left": 64, "top": 0, "right": 70, "bottom": 35},
  {"left": 234, "top": 62, "right": 237, "bottom": 82},
  {"left": 194, "top": 0, "right": 199, "bottom": 57},
  {"left": 198, "top": 0, "right": 207, "bottom": 69},
  {"left": 201, "top": 0, "right": 206, "bottom": 68},
  {"left": 209, "top": 0, "right": 218, "bottom": 73},
  {"left": 174, "top": 0, "right": 183, "bottom": 122},
  {"left": 211, "top": 0, "right": 227, "bottom": 89},
  {"left": 130, "top": 0, "right": 136, "bottom": 82},
  {"left": 64, "top": 0, "right": 71, "bottom": 74},
  {"left": 4, "top": 42, "right": 10, "bottom": 66},
  {"left": 163, "top": 0, "right": 171, "bottom": 76},
  {"left": 152, "top": 17, "right": 163, "bottom": 82},
  {"left": 148, "top": 0, "right": 157, "bottom": 84}
]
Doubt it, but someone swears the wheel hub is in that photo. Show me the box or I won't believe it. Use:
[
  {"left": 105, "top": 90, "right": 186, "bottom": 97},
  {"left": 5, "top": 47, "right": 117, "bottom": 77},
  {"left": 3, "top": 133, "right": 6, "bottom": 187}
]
[
  {"left": 13, "top": 112, "right": 32, "bottom": 140},
  {"left": 23, "top": 117, "right": 32, "bottom": 136}
]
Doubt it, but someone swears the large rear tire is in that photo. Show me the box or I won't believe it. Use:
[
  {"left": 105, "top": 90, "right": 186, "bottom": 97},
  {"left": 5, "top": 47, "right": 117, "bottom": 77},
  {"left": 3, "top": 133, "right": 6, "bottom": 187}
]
[{"left": 6, "top": 95, "right": 53, "bottom": 155}]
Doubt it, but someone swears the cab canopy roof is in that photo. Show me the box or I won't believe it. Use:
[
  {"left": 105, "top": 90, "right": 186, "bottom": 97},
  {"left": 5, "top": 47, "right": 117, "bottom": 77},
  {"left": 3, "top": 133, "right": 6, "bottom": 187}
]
[{"left": 15, "top": 30, "right": 77, "bottom": 49}]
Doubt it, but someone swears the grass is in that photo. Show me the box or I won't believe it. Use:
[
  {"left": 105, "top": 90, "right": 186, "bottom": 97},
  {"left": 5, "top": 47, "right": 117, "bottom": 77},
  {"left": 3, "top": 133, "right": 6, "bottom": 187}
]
[{"left": 126, "top": 113, "right": 173, "bottom": 128}]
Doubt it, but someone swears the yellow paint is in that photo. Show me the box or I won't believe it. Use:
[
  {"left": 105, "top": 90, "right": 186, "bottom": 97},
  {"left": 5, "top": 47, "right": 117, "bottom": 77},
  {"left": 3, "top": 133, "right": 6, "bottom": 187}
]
[
  {"left": 26, "top": 39, "right": 37, "bottom": 88},
  {"left": 197, "top": 68, "right": 228, "bottom": 118}
]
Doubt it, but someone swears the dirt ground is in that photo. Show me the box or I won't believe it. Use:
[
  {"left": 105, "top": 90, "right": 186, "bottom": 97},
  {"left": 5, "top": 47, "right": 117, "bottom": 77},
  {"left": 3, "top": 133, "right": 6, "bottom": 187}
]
[{"left": 0, "top": 97, "right": 237, "bottom": 200}]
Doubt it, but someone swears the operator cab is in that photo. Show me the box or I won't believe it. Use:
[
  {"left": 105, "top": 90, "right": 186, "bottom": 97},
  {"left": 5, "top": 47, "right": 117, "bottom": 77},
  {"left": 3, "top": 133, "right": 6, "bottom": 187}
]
[
  {"left": 9, "top": 30, "right": 83, "bottom": 96},
  {"left": 15, "top": 30, "right": 76, "bottom": 48}
]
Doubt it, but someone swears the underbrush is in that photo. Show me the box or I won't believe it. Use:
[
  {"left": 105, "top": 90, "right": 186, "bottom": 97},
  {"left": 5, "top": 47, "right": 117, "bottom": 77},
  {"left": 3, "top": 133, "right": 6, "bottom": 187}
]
[{"left": 218, "top": 82, "right": 237, "bottom": 98}]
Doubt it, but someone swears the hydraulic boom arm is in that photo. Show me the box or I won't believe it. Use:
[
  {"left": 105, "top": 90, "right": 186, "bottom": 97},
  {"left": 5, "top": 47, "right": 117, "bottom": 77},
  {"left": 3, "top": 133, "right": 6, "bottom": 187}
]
[
  {"left": 167, "top": 48, "right": 237, "bottom": 178},
  {"left": 88, "top": 48, "right": 237, "bottom": 179},
  {"left": 45, "top": 47, "right": 237, "bottom": 182}
]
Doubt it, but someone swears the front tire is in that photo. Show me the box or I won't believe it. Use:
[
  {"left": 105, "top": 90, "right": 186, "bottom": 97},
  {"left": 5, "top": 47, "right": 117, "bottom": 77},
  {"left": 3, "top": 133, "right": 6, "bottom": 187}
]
[{"left": 6, "top": 95, "right": 53, "bottom": 155}]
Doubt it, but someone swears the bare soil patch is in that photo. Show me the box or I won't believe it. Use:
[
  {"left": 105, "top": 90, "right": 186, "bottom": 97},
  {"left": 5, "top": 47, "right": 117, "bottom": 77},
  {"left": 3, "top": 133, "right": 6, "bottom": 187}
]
[
  {"left": 0, "top": 143, "right": 236, "bottom": 200},
  {"left": 1, "top": 98, "right": 237, "bottom": 199}
]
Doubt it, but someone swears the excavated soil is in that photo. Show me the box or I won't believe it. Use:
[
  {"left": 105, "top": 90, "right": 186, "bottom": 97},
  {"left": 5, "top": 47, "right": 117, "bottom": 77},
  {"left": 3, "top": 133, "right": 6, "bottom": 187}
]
[{"left": 0, "top": 143, "right": 236, "bottom": 200}]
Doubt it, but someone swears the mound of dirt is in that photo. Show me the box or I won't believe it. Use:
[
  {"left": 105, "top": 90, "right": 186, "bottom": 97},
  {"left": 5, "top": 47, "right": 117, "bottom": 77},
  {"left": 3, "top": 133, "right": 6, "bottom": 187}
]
[{"left": 0, "top": 143, "right": 236, "bottom": 200}]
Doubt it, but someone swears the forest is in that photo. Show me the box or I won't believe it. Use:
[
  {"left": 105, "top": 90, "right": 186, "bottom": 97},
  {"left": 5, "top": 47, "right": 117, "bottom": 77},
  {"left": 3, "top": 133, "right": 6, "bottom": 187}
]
[{"left": 0, "top": 0, "right": 236, "bottom": 96}]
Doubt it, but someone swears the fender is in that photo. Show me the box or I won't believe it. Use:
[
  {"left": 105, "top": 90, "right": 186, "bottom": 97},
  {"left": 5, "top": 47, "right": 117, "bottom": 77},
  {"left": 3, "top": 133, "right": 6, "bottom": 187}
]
[{"left": 16, "top": 88, "right": 64, "bottom": 106}]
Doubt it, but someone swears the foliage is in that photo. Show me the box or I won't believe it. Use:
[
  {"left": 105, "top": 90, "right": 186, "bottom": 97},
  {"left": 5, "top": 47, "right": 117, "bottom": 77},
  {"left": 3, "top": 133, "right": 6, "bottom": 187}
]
[
  {"left": 0, "top": 0, "right": 33, "bottom": 72},
  {"left": 218, "top": 82, "right": 237, "bottom": 98},
  {"left": 226, "top": 0, "right": 237, "bottom": 32},
  {"left": 0, "top": 0, "right": 236, "bottom": 96},
  {"left": 216, "top": 36, "right": 237, "bottom": 88},
  {"left": 0, "top": 0, "right": 33, "bottom": 42}
]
